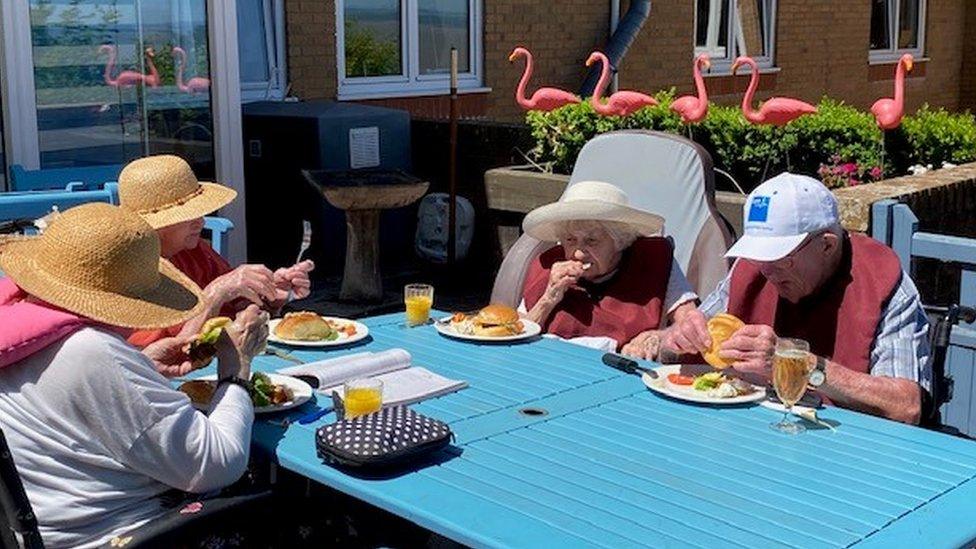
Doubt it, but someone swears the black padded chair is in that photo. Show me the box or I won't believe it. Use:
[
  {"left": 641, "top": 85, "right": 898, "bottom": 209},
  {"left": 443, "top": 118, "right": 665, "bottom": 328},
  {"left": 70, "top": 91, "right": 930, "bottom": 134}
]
[
  {"left": 0, "top": 424, "right": 272, "bottom": 549},
  {"left": 921, "top": 304, "right": 976, "bottom": 436}
]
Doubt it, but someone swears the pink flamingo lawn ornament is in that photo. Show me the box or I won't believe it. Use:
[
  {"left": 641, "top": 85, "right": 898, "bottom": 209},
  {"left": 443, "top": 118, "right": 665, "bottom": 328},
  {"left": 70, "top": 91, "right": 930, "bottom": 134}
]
[
  {"left": 732, "top": 56, "right": 816, "bottom": 126},
  {"left": 587, "top": 51, "right": 658, "bottom": 117},
  {"left": 871, "top": 53, "right": 914, "bottom": 130},
  {"left": 143, "top": 47, "right": 161, "bottom": 88},
  {"left": 671, "top": 53, "right": 711, "bottom": 124},
  {"left": 509, "top": 47, "right": 580, "bottom": 112},
  {"left": 99, "top": 45, "right": 159, "bottom": 88},
  {"left": 173, "top": 46, "right": 211, "bottom": 94}
]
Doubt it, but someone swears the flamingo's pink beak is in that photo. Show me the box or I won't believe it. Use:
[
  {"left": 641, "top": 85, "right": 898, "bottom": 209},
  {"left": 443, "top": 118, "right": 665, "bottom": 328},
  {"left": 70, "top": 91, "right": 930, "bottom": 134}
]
[
  {"left": 905, "top": 58, "right": 914, "bottom": 72},
  {"left": 585, "top": 56, "right": 596, "bottom": 67},
  {"left": 702, "top": 58, "right": 711, "bottom": 71},
  {"left": 508, "top": 49, "right": 520, "bottom": 62},
  {"left": 730, "top": 61, "right": 741, "bottom": 75}
]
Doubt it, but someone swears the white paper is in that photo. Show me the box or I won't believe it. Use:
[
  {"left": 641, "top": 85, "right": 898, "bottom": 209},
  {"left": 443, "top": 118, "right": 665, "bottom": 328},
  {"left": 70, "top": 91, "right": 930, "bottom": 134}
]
[
  {"left": 277, "top": 349, "right": 409, "bottom": 388},
  {"left": 327, "top": 367, "right": 468, "bottom": 407},
  {"left": 349, "top": 126, "right": 380, "bottom": 169}
]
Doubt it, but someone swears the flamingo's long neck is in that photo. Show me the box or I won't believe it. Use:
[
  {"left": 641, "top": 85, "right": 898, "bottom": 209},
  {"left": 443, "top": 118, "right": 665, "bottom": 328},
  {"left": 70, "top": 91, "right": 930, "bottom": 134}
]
[
  {"left": 515, "top": 51, "right": 533, "bottom": 108},
  {"left": 144, "top": 52, "right": 159, "bottom": 84},
  {"left": 740, "top": 59, "right": 761, "bottom": 123},
  {"left": 692, "top": 58, "right": 708, "bottom": 111},
  {"left": 590, "top": 54, "right": 612, "bottom": 113},
  {"left": 103, "top": 46, "right": 117, "bottom": 86},
  {"left": 174, "top": 48, "right": 188, "bottom": 91},
  {"left": 893, "top": 58, "right": 907, "bottom": 107}
]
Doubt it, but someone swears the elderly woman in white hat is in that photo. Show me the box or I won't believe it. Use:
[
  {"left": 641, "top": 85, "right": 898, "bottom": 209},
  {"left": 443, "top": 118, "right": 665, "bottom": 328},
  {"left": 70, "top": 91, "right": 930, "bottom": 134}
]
[
  {"left": 520, "top": 181, "right": 698, "bottom": 358},
  {"left": 0, "top": 203, "right": 267, "bottom": 547},
  {"left": 117, "top": 155, "right": 313, "bottom": 351}
]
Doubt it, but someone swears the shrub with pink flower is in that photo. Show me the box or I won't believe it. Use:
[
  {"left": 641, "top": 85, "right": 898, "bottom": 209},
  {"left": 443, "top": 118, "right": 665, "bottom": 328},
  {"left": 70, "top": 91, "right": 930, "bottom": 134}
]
[{"left": 817, "top": 155, "right": 885, "bottom": 188}]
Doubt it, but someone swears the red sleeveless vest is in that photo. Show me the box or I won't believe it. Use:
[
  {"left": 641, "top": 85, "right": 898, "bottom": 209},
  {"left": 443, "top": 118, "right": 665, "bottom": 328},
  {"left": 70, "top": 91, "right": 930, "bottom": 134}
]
[
  {"left": 523, "top": 237, "right": 673, "bottom": 348},
  {"left": 727, "top": 233, "right": 902, "bottom": 373}
]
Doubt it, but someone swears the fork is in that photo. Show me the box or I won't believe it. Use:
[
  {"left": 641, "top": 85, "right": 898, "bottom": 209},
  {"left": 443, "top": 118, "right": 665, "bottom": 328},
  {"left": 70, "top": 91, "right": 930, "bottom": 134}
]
[{"left": 286, "top": 220, "right": 312, "bottom": 303}]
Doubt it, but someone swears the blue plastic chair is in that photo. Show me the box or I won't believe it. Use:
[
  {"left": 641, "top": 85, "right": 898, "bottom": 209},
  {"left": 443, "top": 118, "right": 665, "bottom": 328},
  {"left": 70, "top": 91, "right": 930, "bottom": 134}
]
[
  {"left": 0, "top": 183, "right": 119, "bottom": 223},
  {"left": 9, "top": 164, "right": 125, "bottom": 192}
]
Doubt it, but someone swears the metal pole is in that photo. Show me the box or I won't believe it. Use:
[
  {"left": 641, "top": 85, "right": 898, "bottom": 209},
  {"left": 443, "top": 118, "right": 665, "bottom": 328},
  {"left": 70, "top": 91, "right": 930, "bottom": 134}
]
[{"left": 448, "top": 47, "right": 458, "bottom": 264}]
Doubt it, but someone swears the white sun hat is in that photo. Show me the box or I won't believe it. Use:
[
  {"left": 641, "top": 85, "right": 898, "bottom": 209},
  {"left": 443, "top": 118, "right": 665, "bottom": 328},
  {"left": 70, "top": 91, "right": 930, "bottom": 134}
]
[
  {"left": 521, "top": 180, "right": 665, "bottom": 242},
  {"left": 725, "top": 172, "right": 839, "bottom": 262}
]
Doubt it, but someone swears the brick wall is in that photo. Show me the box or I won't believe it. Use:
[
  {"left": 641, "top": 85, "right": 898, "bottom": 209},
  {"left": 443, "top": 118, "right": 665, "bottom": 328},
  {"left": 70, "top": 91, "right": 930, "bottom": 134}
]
[
  {"left": 285, "top": 1, "right": 970, "bottom": 121},
  {"left": 286, "top": 0, "right": 337, "bottom": 101},
  {"left": 961, "top": 4, "right": 976, "bottom": 111}
]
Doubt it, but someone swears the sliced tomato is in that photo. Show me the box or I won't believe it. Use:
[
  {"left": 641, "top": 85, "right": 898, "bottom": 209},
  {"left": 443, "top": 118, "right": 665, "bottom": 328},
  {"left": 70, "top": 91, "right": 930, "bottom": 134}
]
[{"left": 667, "top": 373, "right": 695, "bottom": 386}]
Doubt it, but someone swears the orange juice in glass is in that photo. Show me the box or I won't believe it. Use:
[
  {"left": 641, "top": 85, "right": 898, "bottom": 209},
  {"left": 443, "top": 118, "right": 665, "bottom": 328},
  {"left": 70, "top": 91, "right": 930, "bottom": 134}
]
[
  {"left": 344, "top": 378, "right": 383, "bottom": 418},
  {"left": 404, "top": 283, "right": 434, "bottom": 326}
]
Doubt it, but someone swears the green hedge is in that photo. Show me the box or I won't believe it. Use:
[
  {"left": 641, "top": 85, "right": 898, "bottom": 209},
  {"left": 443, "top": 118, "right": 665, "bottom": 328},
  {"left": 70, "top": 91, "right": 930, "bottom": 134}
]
[{"left": 526, "top": 92, "right": 976, "bottom": 191}]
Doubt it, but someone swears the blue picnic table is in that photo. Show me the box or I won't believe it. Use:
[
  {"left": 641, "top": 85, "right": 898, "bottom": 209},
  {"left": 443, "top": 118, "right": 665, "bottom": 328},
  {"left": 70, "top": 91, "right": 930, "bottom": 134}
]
[{"left": 241, "top": 310, "right": 976, "bottom": 548}]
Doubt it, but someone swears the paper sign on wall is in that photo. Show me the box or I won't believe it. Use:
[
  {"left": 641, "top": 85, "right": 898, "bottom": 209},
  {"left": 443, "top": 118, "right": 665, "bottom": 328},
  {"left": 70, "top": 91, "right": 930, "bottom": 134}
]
[{"left": 349, "top": 127, "right": 380, "bottom": 169}]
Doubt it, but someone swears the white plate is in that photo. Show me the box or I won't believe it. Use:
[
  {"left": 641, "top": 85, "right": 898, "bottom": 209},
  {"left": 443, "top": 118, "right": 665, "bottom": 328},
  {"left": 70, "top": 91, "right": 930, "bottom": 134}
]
[
  {"left": 641, "top": 364, "right": 766, "bottom": 405},
  {"left": 268, "top": 316, "right": 369, "bottom": 347},
  {"left": 181, "top": 373, "right": 313, "bottom": 414},
  {"left": 433, "top": 317, "right": 543, "bottom": 342}
]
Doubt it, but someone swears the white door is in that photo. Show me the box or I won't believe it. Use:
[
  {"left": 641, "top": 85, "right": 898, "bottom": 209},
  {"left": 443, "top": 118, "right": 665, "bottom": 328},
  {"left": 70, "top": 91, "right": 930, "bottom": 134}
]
[{"left": 0, "top": 0, "right": 247, "bottom": 263}]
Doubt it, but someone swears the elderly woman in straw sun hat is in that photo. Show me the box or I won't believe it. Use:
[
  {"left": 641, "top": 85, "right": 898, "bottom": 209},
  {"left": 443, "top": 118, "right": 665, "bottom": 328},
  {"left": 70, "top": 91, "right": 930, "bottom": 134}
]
[
  {"left": 520, "top": 181, "right": 698, "bottom": 359},
  {"left": 0, "top": 203, "right": 268, "bottom": 547},
  {"left": 117, "top": 155, "right": 313, "bottom": 350}
]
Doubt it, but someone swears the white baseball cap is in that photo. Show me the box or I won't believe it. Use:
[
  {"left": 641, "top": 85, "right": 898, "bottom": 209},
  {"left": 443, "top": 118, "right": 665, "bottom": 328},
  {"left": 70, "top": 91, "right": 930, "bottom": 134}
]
[{"left": 724, "top": 172, "right": 839, "bottom": 262}]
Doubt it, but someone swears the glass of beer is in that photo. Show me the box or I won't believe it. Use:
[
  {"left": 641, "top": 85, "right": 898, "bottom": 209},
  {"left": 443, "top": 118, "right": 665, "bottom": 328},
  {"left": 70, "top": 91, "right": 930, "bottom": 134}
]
[
  {"left": 404, "top": 283, "right": 434, "bottom": 326},
  {"left": 771, "top": 338, "right": 812, "bottom": 434},
  {"left": 343, "top": 378, "right": 383, "bottom": 418}
]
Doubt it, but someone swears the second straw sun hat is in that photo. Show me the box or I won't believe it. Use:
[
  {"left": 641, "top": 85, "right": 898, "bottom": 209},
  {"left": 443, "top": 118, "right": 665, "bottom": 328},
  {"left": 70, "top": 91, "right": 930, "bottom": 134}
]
[
  {"left": 0, "top": 202, "right": 204, "bottom": 329},
  {"left": 521, "top": 180, "right": 665, "bottom": 242},
  {"left": 118, "top": 155, "right": 237, "bottom": 229}
]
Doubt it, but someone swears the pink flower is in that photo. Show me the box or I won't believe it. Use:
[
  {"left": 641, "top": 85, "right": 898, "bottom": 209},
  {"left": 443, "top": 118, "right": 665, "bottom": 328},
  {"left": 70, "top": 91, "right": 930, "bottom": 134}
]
[
  {"left": 840, "top": 163, "right": 858, "bottom": 175},
  {"left": 869, "top": 166, "right": 883, "bottom": 180}
]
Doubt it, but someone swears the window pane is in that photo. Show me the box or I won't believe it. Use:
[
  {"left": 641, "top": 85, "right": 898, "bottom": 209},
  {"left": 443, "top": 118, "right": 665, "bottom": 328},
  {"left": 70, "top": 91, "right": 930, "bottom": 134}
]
[
  {"left": 898, "top": 0, "right": 920, "bottom": 49},
  {"left": 736, "top": 0, "right": 769, "bottom": 58},
  {"left": 238, "top": 0, "right": 271, "bottom": 85},
  {"left": 870, "top": 0, "right": 891, "bottom": 50},
  {"left": 418, "top": 0, "right": 470, "bottom": 75},
  {"left": 29, "top": 0, "right": 215, "bottom": 176},
  {"left": 695, "top": 0, "right": 729, "bottom": 58},
  {"left": 344, "top": 0, "right": 402, "bottom": 78}
]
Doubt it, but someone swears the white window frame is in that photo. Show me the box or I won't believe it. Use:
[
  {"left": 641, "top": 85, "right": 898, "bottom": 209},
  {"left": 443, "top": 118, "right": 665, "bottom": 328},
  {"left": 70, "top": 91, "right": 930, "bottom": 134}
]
[
  {"left": 0, "top": 0, "right": 248, "bottom": 263},
  {"left": 693, "top": 0, "right": 777, "bottom": 74},
  {"left": 336, "top": 0, "right": 484, "bottom": 100},
  {"left": 240, "top": 0, "right": 288, "bottom": 102},
  {"left": 869, "top": 0, "right": 926, "bottom": 64}
]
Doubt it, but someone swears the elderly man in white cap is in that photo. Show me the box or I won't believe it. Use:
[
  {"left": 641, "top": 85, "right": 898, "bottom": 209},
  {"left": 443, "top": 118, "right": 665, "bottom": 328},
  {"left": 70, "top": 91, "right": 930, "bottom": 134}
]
[{"left": 666, "top": 173, "right": 931, "bottom": 424}]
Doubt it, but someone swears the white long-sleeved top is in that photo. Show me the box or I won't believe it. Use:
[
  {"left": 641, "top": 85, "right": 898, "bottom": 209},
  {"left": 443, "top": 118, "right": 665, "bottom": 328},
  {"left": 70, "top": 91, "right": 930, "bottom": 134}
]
[{"left": 0, "top": 327, "right": 254, "bottom": 548}]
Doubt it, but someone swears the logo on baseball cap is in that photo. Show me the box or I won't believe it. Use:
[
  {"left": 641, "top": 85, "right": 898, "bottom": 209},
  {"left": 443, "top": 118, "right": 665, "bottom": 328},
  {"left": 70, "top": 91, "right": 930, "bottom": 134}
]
[{"left": 725, "top": 172, "right": 839, "bottom": 261}]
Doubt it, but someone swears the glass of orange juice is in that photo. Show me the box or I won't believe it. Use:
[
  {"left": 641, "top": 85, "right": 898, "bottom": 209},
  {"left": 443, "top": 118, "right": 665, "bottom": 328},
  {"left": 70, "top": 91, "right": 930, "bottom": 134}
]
[
  {"left": 404, "top": 283, "right": 434, "bottom": 326},
  {"left": 343, "top": 378, "right": 383, "bottom": 418}
]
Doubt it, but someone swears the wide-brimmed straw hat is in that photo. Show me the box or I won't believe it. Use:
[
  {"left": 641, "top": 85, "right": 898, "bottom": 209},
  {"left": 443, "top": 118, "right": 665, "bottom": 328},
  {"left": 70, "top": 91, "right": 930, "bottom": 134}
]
[
  {"left": 118, "top": 155, "right": 237, "bottom": 229},
  {"left": 0, "top": 203, "right": 205, "bottom": 328},
  {"left": 522, "top": 180, "right": 665, "bottom": 242}
]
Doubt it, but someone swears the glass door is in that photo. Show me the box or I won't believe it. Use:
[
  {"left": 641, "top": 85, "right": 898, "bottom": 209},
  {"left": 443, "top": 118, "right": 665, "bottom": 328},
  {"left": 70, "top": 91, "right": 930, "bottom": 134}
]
[{"left": 27, "top": 0, "right": 214, "bottom": 177}]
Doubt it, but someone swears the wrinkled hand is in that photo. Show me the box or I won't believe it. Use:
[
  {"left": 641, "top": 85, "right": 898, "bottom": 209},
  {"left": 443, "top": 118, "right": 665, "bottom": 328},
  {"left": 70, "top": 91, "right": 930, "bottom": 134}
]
[
  {"left": 204, "top": 264, "right": 277, "bottom": 310},
  {"left": 545, "top": 260, "right": 586, "bottom": 302},
  {"left": 621, "top": 330, "right": 662, "bottom": 361},
  {"left": 216, "top": 305, "right": 270, "bottom": 380},
  {"left": 719, "top": 324, "right": 777, "bottom": 376},
  {"left": 144, "top": 335, "right": 199, "bottom": 378},
  {"left": 273, "top": 260, "right": 315, "bottom": 302},
  {"left": 661, "top": 308, "right": 711, "bottom": 355}
]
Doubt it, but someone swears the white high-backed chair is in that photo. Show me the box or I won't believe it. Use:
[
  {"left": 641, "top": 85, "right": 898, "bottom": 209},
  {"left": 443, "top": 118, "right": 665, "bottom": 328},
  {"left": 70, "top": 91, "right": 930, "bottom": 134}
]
[{"left": 491, "top": 130, "right": 735, "bottom": 307}]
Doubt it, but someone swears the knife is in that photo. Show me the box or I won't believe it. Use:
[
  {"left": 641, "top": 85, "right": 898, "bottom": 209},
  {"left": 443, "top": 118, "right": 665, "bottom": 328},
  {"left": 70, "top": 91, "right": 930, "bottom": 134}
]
[{"left": 602, "top": 353, "right": 657, "bottom": 378}]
